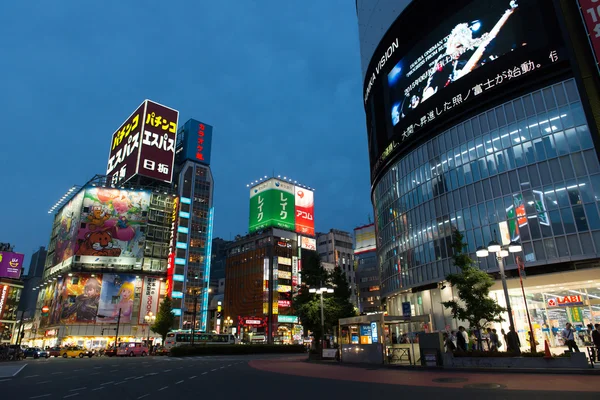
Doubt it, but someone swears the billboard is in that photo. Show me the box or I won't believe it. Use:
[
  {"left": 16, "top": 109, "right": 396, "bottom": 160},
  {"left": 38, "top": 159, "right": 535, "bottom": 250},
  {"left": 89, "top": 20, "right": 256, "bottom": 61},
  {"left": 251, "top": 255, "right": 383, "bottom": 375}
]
[
  {"left": 363, "top": 0, "right": 567, "bottom": 183},
  {"left": 55, "top": 274, "right": 103, "bottom": 324},
  {"left": 74, "top": 187, "right": 150, "bottom": 266},
  {"left": 107, "top": 103, "right": 145, "bottom": 185},
  {"left": 176, "top": 119, "right": 213, "bottom": 165},
  {"left": 106, "top": 100, "right": 179, "bottom": 185},
  {"left": 578, "top": 0, "right": 600, "bottom": 75},
  {"left": 299, "top": 236, "right": 316, "bottom": 251},
  {"left": 52, "top": 191, "right": 85, "bottom": 267},
  {"left": 0, "top": 251, "right": 24, "bottom": 279},
  {"left": 294, "top": 187, "right": 315, "bottom": 236},
  {"left": 249, "top": 178, "right": 295, "bottom": 233},
  {"left": 354, "top": 224, "right": 376, "bottom": 254},
  {"left": 97, "top": 274, "right": 138, "bottom": 324}
]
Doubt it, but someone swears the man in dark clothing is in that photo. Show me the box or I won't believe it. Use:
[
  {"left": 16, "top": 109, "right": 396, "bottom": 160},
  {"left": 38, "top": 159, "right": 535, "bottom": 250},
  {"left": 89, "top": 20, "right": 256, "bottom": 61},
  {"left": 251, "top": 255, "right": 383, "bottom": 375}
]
[
  {"left": 592, "top": 324, "right": 600, "bottom": 362},
  {"left": 562, "top": 323, "right": 580, "bottom": 353},
  {"left": 456, "top": 326, "right": 467, "bottom": 352},
  {"left": 506, "top": 325, "right": 521, "bottom": 355}
]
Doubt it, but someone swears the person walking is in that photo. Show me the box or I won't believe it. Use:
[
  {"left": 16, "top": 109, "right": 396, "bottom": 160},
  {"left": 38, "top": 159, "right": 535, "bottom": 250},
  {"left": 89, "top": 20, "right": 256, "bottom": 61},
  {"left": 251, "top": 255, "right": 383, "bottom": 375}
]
[
  {"left": 443, "top": 332, "right": 456, "bottom": 353},
  {"left": 562, "top": 322, "right": 580, "bottom": 353},
  {"left": 506, "top": 326, "right": 521, "bottom": 355},
  {"left": 592, "top": 324, "right": 600, "bottom": 362},
  {"left": 456, "top": 326, "right": 468, "bottom": 352},
  {"left": 487, "top": 328, "right": 499, "bottom": 351}
]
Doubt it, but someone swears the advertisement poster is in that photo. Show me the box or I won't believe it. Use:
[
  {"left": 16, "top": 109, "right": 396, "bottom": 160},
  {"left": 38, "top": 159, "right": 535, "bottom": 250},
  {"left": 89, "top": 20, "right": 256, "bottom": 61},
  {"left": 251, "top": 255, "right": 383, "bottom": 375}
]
[
  {"left": 58, "top": 274, "right": 103, "bottom": 324},
  {"left": 75, "top": 187, "right": 150, "bottom": 266},
  {"left": 97, "top": 274, "right": 138, "bottom": 324},
  {"left": 0, "top": 251, "right": 24, "bottom": 279},
  {"left": 294, "top": 187, "right": 314, "bottom": 236},
  {"left": 137, "top": 100, "right": 179, "bottom": 183},
  {"left": 354, "top": 224, "right": 376, "bottom": 254},
  {"left": 577, "top": 0, "right": 600, "bottom": 75},
  {"left": 249, "top": 179, "right": 295, "bottom": 233},
  {"left": 106, "top": 102, "right": 145, "bottom": 186},
  {"left": 299, "top": 236, "right": 316, "bottom": 251},
  {"left": 52, "top": 191, "right": 85, "bottom": 266},
  {"left": 138, "top": 276, "right": 161, "bottom": 324}
]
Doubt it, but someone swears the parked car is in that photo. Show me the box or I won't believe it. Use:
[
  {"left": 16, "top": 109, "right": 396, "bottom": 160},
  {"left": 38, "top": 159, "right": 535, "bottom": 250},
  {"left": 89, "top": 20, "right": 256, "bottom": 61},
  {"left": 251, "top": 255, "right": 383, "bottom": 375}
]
[
  {"left": 60, "top": 346, "right": 93, "bottom": 358},
  {"left": 117, "top": 342, "right": 149, "bottom": 357},
  {"left": 104, "top": 347, "right": 118, "bottom": 357},
  {"left": 48, "top": 347, "right": 62, "bottom": 357},
  {"left": 154, "top": 346, "right": 170, "bottom": 356},
  {"left": 23, "top": 347, "right": 49, "bottom": 359}
]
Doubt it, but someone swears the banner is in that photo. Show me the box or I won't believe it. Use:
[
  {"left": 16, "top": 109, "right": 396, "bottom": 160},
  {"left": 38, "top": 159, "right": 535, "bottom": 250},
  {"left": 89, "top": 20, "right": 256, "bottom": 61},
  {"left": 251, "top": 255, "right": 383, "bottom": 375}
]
[
  {"left": 139, "top": 276, "right": 161, "bottom": 324},
  {"left": 97, "top": 274, "right": 137, "bottom": 324}
]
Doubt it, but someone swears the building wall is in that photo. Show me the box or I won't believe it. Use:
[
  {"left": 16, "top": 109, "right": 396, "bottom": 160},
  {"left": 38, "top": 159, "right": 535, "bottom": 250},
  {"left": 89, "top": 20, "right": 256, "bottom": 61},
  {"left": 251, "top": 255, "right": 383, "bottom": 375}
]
[
  {"left": 19, "top": 247, "right": 47, "bottom": 319},
  {"left": 355, "top": 251, "right": 381, "bottom": 313},
  {"left": 317, "top": 229, "right": 357, "bottom": 306}
]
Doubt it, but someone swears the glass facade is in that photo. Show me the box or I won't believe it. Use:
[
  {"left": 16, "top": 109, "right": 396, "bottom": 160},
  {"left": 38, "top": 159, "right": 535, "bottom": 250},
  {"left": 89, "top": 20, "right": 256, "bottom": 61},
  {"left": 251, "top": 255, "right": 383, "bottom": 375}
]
[{"left": 374, "top": 78, "right": 600, "bottom": 298}]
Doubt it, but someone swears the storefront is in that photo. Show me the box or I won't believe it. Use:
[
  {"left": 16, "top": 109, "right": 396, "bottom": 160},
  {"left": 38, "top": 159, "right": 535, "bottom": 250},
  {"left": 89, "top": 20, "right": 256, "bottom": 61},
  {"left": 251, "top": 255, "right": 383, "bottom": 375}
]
[{"left": 0, "top": 279, "right": 23, "bottom": 343}]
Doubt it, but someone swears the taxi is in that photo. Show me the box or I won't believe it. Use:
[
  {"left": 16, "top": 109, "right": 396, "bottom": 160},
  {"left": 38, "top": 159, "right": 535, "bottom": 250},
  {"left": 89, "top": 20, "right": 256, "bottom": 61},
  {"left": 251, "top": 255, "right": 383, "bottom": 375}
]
[{"left": 60, "top": 346, "right": 93, "bottom": 358}]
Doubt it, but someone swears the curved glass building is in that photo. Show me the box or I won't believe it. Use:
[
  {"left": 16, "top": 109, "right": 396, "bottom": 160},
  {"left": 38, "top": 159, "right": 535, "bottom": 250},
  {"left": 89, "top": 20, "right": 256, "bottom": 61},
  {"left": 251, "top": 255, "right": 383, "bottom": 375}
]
[{"left": 358, "top": 0, "right": 600, "bottom": 347}]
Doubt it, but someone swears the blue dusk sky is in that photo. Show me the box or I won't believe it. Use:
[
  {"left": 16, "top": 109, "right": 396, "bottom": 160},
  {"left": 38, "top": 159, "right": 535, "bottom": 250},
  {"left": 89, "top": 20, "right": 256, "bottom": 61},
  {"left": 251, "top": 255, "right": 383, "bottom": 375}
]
[{"left": 0, "top": 0, "right": 372, "bottom": 267}]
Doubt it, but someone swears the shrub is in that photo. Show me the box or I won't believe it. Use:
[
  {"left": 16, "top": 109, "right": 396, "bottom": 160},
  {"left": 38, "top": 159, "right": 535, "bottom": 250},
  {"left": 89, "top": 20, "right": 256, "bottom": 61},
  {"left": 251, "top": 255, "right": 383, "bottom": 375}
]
[{"left": 169, "top": 344, "right": 306, "bottom": 357}]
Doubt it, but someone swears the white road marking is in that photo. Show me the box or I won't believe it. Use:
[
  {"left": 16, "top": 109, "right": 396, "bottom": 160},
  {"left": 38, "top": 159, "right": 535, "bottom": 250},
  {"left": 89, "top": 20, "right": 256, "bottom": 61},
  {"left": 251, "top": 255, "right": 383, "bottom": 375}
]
[
  {"left": 134, "top": 376, "right": 144, "bottom": 380},
  {"left": 114, "top": 381, "right": 126, "bottom": 385},
  {"left": 146, "top": 372, "right": 158, "bottom": 376},
  {"left": 25, "top": 375, "right": 39, "bottom": 378},
  {"left": 202, "top": 372, "right": 208, "bottom": 375},
  {"left": 51, "top": 372, "right": 63, "bottom": 375},
  {"left": 189, "top": 376, "right": 196, "bottom": 379},
  {"left": 0, "top": 379, "right": 12, "bottom": 382},
  {"left": 29, "top": 395, "right": 51, "bottom": 399},
  {"left": 125, "top": 376, "right": 136, "bottom": 380},
  {"left": 177, "top": 367, "right": 183, "bottom": 369},
  {"left": 93, "top": 367, "right": 102, "bottom": 369},
  {"left": 137, "top": 395, "right": 150, "bottom": 399},
  {"left": 228, "top": 364, "right": 232, "bottom": 367},
  {"left": 91, "top": 387, "right": 105, "bottom": 391},
  {"left": 100, "top": 381, "right": 114, "bottom": 385},
  {"left": 36, "top": 380, "right": 51, "bottom": 385},
  {"left": 70, "top": 388, "right": 86, "bottom": 392},
  {"left": 220, "top": 366, "right": 225, "bottom": 369},
  {"left": 63, "top": 394, "right": 79, "bottom": 398},
  {"left": 175, "top": 380, "right": 184, "bottom": 385},
  {"left": 72, "top": 369, "right": 82, "bottom": 372},
  {"left": 163, "top": 369, "right": 172, "bottom": 372},
  {"left": 158, "top": 386, "right": 169, "bottom": 391}
]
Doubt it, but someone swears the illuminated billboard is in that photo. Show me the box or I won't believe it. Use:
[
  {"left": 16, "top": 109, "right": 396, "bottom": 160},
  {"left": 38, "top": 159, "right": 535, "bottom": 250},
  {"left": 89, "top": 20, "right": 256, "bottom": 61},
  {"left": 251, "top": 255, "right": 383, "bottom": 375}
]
[
  {"left": 0, "top": 251, "right": 24, "bottom": 279},
  {"left": 363, "top": 0, "right": 566, "bottom": 183},
  {"left": 249, "top": 178, "right": 295, "bottom": 233},
  {"left": 248, "top": 178, "right": 316, "bottom": 235},
  {"left": 176, "top": 119, "right": 213, "bottom": 165},
  {"left": 354, "top": 224, "right": 376, "bottom": 255},
  {"left": 299, "top": 236, "right": 316, "bottom": 251},
  {"left": 107, "top": 100, "right": 179, "bottom": 185},
  {"left": 294, "top": 187, "right": 314, "bottom": 236}
]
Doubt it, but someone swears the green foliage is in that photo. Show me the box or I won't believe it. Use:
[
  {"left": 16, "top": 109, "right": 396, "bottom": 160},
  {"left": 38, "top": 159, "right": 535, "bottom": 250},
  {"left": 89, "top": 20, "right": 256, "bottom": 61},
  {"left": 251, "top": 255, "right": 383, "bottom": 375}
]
[
  {"left": 442, "top": 230, "right": 505, "bottom": 331},
  {"left": 151, "top": 296, "right": 175, "bottom": 344},
  {"left": 294, "top": 251, "right": 356, "bottom": 343},
  {"left": 170, "top": 344, "right": 305, "bottom": 357}
]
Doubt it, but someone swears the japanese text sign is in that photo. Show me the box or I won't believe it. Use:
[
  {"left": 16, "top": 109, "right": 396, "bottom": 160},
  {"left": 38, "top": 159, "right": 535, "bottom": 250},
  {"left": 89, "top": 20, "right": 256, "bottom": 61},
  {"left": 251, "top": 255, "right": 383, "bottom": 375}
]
[
  {"left": 249, "top": 178, "right": 295, "bottom": 233},
  {"left": 107, "top": 103, "right": 145, "bottom": 185},
  {"left": 294, "top": 187, "right": 315, "bottom": 236},
  {"left": 578, "top": 0, "right": 600, "bottom": 73}
]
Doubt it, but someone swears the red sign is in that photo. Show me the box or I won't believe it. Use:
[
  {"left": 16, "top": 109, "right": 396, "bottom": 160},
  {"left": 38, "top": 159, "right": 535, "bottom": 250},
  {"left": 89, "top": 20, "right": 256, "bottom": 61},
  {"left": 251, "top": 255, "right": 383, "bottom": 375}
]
[
  {"left": 278, "top": 300, "right": 291, "bottom": 308},
  {"left": 547, "top": 295, "right": 584, "bottom": 307},
  {"left": 578, "top": 0, "right": 600, "bottom": 73},
  {"left": 238, "top": 316, "right": 267, "bottom": 327},
  {"left": 196, "top": 123, "right": 206, "bottom": 161},
  {"left": 294, "top": 187, "right": 315, "bottom": 236},
  {"left": 41, "top": 305, "right": 50, "bottom": 313}
]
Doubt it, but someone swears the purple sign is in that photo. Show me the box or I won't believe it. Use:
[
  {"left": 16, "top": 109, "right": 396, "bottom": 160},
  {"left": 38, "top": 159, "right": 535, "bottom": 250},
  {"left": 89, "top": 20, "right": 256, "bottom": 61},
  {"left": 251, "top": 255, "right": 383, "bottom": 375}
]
[{"left": 0, "top": 251, "right": 24, "bottom": 279}]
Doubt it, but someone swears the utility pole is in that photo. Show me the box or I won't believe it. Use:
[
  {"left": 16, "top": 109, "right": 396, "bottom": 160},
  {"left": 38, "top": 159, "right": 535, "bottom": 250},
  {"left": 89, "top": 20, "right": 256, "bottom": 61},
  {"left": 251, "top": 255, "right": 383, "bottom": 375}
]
[
  {"left": 114, "top": 308, "right": 122, "bottom": 347},
  {"left": 191, "top": 293, "right": 198, "bottom": 346}
]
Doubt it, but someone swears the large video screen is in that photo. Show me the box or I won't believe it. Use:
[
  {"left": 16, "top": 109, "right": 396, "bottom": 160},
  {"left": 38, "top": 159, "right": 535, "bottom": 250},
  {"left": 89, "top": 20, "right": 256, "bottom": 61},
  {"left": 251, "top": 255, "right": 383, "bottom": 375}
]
[{"left": 364, "top": 0, "right": 567, "bottom": 183}]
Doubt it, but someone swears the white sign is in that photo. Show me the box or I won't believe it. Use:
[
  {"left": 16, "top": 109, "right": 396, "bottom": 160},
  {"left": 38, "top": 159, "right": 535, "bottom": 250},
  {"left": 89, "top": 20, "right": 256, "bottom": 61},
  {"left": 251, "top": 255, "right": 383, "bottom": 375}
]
[
  {"left": 278, "top": 256, "right": 292, "bottom": 266},
  {"left": 300, "top": 236, "right": 316, "bottom": 251},
  {"left": 322, "top": 349, "right": 337, "bottom": 358},
  {"left": 138, "top": 276, "right": 161, "bottom": 324}
]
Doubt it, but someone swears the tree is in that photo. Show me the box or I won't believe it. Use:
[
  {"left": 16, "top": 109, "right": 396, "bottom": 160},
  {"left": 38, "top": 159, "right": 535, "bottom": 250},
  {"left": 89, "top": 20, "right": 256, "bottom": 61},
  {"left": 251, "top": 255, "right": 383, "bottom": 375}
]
[
  {"left": 329, "top": 266, "right": 357, "bottom": 322},
  {"left": 442, "top": 230, "right": 505, "bottom": 349},
  {"left": 152, "top": 296, "right": 175, "bottom": 345}
]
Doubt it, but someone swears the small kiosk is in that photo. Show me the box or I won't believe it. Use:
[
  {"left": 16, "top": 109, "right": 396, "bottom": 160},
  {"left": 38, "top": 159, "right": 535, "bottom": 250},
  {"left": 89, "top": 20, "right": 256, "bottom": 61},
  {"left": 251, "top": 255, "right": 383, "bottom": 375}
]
[{"left": 338, "top": 314, "right": 431, "bottom": 365}]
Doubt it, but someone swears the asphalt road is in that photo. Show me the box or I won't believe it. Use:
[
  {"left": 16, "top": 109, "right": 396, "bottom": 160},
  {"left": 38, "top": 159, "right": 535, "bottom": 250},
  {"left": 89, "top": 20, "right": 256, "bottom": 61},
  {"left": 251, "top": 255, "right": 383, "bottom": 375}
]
[{"left": 1, "top": 354, "right": 599, "bottom": 399}]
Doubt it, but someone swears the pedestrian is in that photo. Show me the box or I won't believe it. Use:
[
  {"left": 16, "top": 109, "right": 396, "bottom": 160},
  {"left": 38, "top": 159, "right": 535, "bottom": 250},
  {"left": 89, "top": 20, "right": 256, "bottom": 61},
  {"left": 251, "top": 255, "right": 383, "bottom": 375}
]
[
  {"left": 456, "top": 326, "right": 468, "bottom": 352},
  {"left": 506, "top": 325, "right": 521, "bottom": 355},
  {"left": 501, "top": 328, "right": 508, "bottom": 348},
  {"left": 487, "top": 328, "right": 499, "bottom": 351},
  {"left": 592, "top": 324, "right": 600, "bottom": 362},
  {"left": 492, "top": 329, "right": 502, "bottom": 350},
  {"left": 562, "top": 322, "right": 580, "bottom": 353},
  {"left": 443, "top": 332, "right": 456, "bottom": 353}
]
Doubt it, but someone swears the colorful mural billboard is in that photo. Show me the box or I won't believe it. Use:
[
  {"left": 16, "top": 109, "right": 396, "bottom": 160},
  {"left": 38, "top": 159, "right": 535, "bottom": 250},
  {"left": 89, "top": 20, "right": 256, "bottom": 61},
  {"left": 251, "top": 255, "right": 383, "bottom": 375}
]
[
  {"left": 74, "top": 187, "right": 150, "bottom": 266},
  {"left": 55, "top": 274, "right": 103, "bottom": 324},
  {"left": 97, "top": 274, "right": 138, "bottom": 324},
  {"left": 52, "top": 191, "right": 85, "bottom": 266}
]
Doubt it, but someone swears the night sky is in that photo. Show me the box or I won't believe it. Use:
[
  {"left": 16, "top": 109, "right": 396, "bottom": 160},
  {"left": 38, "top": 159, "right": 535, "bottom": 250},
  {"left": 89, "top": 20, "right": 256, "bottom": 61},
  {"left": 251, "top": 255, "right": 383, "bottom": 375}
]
[{"left": 0, "top": 0, "right": 372, "bottom": 269}]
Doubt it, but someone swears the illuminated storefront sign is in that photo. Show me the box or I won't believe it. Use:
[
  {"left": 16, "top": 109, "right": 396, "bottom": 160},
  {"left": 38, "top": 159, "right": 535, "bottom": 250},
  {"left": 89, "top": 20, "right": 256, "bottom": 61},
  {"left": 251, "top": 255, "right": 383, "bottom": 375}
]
[
  {"left": 278, "top": 270, "right": 291, "bottom": 279},
  {"left": 299, "top": 236, "right": 316, "bottom": 251},
  {"left": 245, "top": 319, "right": 263, "bottom": 325},
  {"left": 277, "top": 285, "right": 292, "bottom": 293},
  {"left": 547, "top": 295, "right": 584, "bottom": 307},
  {"left": 278, "top": 257, "right": 291, "bottom": 266},
  {"left": 0, "top": 285, "right": 7, "bottom": 319},
  {"left": 278, "top": 300, "right": 291, "bottom": 308},
  {"left": 278, "top": 315, "right": 298, "bottom": 324}
]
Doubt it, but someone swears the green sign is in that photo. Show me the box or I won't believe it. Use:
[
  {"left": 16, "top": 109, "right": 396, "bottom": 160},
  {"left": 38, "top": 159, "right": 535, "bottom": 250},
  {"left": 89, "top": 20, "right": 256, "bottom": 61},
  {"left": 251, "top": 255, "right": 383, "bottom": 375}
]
[
  {"left": 249, "top": 179, "right": 295, "bottom": 233},
  {"left": 278, "top": 315, "right": 298, "bottom": 323}
]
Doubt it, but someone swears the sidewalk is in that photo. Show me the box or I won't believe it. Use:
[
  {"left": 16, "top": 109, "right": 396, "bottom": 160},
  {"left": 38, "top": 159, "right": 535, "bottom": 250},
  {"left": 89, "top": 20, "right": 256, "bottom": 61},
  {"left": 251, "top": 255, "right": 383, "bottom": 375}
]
[
  {"left": 250, "top": 357, "right": 600, "bottom": 392},
  {"left": 0, "top": 363, "right": 27, "bottom": 379}
]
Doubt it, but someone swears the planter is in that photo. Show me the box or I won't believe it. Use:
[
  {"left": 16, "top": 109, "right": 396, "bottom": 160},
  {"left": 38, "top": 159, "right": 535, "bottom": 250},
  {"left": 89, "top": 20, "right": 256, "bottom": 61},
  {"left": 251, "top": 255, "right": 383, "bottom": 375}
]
[{"left": 442, "top": 352, "right": 589, "bottom": 369}]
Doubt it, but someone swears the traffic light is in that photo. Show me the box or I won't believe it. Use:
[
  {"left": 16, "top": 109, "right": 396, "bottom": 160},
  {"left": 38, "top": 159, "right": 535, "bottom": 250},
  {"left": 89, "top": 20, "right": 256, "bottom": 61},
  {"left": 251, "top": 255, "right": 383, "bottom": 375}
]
[{"left": 41, "top": 306, "right": 50, "bottom": 317}]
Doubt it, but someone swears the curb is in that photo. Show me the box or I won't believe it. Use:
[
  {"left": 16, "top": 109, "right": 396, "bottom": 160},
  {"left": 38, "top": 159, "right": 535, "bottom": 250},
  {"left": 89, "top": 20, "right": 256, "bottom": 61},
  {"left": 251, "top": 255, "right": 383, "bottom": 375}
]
[
  {"left": 0, "top": 363, "right": 27, "bottom": 379},
  {"left": 305, "top": 359, "right": 600, "bottom": 376}
]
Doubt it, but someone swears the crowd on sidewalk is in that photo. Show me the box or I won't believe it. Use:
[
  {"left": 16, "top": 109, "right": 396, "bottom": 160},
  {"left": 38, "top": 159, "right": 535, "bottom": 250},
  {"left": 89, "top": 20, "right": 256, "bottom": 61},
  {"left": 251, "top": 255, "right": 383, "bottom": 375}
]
[{"left": 441, "top": 323, "right": 600, "bottom": 359}]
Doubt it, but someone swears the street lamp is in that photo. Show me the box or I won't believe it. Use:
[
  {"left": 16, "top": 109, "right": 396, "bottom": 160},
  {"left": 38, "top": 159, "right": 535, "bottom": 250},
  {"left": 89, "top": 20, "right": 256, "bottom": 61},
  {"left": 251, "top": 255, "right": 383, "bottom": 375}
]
[
  {"left": 224, "top": 316, "right": 233, "bottom": 333},
  {"left": 144, "top": 312, "right": 156, "bottom": 347},
  {"left": 308, "top": 285, "right": 334, "bottom": 349},
  {"left": 476, "top": 232, "right": 517, "bottom": 331}
]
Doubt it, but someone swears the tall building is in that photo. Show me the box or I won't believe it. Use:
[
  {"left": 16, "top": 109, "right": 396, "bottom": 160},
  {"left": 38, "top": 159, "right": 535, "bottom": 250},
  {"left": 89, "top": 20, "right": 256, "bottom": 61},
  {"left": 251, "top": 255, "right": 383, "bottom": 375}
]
[
  {"left": 210, "top": 237, "right": 231, "bottom": 284},
  {"left": 19, "top": 247, "right": 47, "bottom": 320},
  {"left": 317, "top": 229, "right": 357, "bottom": 306},
  {"left": 354, "top": 224, "right": 381, "bottom": 313},
  {"left": 171, "top": 119, "right": 215, "bottom": 332},
  {"left": 357, "top": 0, "right": 600, "bottom": 346}
]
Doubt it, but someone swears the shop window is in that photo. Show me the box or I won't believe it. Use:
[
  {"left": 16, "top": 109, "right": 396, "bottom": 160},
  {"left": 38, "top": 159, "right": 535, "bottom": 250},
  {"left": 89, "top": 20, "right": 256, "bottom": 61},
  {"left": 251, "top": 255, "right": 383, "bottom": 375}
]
[{"left": 567, "top": 234, "right": 582, "bottom": 255}]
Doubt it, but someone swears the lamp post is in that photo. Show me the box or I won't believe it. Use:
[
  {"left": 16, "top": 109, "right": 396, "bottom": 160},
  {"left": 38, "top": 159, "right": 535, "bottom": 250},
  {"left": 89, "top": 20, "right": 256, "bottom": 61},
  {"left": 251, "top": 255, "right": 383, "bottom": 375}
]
[
  {"left": 144, "top": 312, "right": 156, "bottom": 347},
  {"left": 224, "top": 316, "right": 233, "bottom": 333},
  {"left": 308, "top": 285, "right": 334, "bottom": 349},
  {"left": 476, "top": 232, "right": 523, "bottom": 335}
]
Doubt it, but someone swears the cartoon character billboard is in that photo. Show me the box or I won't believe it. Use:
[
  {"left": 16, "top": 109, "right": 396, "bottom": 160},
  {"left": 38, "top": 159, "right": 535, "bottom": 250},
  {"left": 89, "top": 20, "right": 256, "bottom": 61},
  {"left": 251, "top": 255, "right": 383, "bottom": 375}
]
[
  {"left": 52, "top": 191, "right": 84, "bottom": 267},
  {"left": 57, "top": 274, "right": 103, "bottom": 324},
  {"left": 74, "top": 187, "right": 150, "bottom": 266},
  {"left": 0, "top": 251, "right": 25, "bottom": 279},
  {"left": 97, "top": 274, "right": 138, "bottom": 324}
]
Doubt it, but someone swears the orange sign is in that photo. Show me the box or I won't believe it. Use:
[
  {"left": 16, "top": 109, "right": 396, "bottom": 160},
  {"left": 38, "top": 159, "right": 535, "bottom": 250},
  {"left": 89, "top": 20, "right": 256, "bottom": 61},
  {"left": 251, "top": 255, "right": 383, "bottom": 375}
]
[{"left": 547, "top": 295, "right": 583, "bottom": 307}]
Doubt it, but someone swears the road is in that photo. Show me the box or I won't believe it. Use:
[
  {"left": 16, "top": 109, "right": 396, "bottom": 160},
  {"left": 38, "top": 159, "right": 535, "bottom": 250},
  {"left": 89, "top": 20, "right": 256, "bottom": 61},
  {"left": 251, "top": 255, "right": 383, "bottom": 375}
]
[{"left": 1, "top": 354, "right": 599, "bottom": 399}]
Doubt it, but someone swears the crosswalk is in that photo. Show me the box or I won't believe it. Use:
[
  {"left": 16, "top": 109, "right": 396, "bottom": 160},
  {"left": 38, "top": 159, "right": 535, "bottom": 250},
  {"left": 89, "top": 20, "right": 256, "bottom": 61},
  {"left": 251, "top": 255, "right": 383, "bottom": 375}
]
[{"left": 156, "top": 355, "right": 300, "bottom": 362}]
